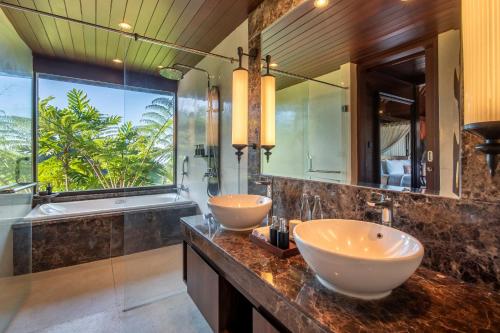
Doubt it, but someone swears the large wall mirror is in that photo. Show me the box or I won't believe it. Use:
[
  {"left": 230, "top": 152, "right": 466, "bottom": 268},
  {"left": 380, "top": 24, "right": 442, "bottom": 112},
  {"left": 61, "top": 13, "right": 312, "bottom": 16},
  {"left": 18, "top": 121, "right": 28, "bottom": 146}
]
[{"left": 261, "top": 0, "right": 461, "bottom": 198}]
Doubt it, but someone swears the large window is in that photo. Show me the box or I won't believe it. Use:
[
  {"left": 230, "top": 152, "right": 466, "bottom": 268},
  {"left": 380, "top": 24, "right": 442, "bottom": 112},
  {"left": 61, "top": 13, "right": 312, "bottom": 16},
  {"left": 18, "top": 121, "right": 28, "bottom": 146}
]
[
  {"left": 0, "top": 73, "right": 33, "bottom": 186},
  {"left": 36, "top": 74, "right": 175, "bottom": 192}
]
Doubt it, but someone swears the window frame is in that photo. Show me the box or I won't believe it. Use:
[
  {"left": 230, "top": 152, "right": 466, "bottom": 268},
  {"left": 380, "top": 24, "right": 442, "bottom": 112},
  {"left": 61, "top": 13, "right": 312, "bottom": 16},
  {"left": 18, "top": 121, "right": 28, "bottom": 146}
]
[{"left": 33, "top": 70, "right": 178, "bottom": 196}]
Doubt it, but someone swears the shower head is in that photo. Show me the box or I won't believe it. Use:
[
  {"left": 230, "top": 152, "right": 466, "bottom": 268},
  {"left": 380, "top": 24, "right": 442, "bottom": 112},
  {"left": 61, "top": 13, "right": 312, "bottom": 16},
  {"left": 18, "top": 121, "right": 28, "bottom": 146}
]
[
  {"left": 159, "top": 63, "right": 212, "bottom": 87},
  {"left": 172, "top": 63, "right": 211, "bottom": 87},
  {"left": 159, "top": 67, "right": 184, "bottom": 81}
]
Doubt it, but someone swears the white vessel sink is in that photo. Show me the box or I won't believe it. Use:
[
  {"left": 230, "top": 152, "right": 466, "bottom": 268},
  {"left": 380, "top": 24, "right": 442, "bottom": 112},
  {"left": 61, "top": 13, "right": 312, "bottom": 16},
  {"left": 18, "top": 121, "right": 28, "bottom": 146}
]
[
  {"left": 207, "top": 194, "right": 272, "bottom": 231},
  {"left": 293, "top": 219, "right": 424, "bottom": 300}
]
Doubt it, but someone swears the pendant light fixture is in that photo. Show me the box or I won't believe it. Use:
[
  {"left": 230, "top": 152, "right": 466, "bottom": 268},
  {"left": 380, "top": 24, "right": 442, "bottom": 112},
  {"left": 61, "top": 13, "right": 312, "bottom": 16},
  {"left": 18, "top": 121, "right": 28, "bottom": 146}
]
[
  {"left": 261, "top": 55, "right": 276, "bottom": 162},
  {"left": 462, "top": 0, "right": 500, "bottom": 176}
]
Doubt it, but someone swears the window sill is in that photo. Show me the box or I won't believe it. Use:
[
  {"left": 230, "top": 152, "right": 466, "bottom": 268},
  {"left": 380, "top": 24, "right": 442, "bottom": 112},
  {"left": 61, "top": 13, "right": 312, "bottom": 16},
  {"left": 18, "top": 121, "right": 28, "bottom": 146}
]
[{"left": 33, "top": 185, "right": 177, "bottom": 205}]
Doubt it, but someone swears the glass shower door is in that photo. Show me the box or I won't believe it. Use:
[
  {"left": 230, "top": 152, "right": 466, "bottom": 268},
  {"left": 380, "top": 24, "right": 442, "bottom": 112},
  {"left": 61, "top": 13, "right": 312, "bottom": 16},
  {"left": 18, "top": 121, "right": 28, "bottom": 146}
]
[
  {"left": 305, "top": 73, "right": 350, "bottom": 183},
  {"left": 119, "top": 41, "right": 184, "bottom": 313},
  {"left": 0, "top": 187, "right": 33, "bottom": 332},
  {"left": 0, "top": 22, "right": 34, "bottom": 329}
]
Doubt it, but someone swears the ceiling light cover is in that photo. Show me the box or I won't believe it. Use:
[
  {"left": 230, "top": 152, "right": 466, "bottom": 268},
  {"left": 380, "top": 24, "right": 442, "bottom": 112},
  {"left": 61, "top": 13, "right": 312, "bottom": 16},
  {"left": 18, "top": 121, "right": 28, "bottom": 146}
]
[
  {"left": 314, "top": 0, "right": 329, "bottom": 8},
  {"left": 118, "top": 22, "right": 132, "bottom": 30}
]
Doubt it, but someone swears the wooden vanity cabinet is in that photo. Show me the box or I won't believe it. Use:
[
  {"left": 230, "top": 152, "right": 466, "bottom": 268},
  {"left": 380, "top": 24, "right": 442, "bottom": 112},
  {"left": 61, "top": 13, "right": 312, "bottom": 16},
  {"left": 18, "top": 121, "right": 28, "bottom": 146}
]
[{"left": 184, "top": 242, "right": 255, "bottom": 333}]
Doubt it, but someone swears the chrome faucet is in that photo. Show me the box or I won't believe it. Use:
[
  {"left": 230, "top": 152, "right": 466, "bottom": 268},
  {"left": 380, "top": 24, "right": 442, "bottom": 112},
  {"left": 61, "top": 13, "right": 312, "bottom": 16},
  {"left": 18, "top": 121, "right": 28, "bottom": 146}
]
[
  {"left": 254, "top": 176, "right": 273, "bottom": 224},
  {"left": 366, "top": 192, "right": 393, "bottom": 227},
  {"left": 254, "top": 176, "right": 272, "bottom": 198}
]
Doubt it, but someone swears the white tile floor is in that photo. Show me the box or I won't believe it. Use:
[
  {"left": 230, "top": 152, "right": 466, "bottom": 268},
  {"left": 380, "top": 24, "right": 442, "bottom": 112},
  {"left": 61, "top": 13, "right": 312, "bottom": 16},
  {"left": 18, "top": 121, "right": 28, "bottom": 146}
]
[{"left": 3, "top": 245, "right": 211, "bottom": 333}]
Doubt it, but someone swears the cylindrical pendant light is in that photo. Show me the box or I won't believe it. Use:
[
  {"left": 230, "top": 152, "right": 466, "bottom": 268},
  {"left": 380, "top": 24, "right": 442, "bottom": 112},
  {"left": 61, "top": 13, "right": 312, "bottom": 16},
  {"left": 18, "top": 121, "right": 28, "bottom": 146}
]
[
  {"left": 463, "top": 0, "right": 500, "bottom": 176},
  {"left": 232, "top": 46, "right": 248, "bottom": 162},
  {"left": 231, "top": 47, "right": 248, "bottom": 194},
  {"left": 261, "top": 55, "right": 276, "bottom": 162}
]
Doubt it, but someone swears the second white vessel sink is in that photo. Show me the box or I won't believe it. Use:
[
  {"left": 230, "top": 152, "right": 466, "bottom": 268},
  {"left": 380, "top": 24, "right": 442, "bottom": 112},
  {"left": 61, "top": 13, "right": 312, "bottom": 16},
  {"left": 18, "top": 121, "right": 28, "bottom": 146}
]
[
  {"left": 293, "top": 219, "right": 424, "bottom": 300},
  {"left": 208, "top": 194, "right": 272, "bottom": 231}
]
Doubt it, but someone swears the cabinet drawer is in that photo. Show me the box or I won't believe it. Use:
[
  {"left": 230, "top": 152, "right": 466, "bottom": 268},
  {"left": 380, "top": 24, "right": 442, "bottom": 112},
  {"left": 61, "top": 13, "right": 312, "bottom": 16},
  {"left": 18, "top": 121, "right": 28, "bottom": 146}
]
[{"left": 186, "top": 245, "right": 219, "bottom": 332}]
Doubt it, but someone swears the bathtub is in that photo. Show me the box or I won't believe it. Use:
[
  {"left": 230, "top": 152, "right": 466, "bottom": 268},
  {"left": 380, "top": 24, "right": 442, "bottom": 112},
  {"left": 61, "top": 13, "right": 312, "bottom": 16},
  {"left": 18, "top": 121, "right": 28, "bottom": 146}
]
[
  {"left": 25, "top": 193, "right": 192, "bottom": 221},
  {"left": 14, "top": 193, "right": 199, "bottom": 274}
]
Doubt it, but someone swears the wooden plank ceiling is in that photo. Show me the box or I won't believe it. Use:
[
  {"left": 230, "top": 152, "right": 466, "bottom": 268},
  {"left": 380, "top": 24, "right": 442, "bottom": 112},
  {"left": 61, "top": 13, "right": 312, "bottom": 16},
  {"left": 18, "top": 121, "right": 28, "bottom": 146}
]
[
  {"left": 2, "top": 0, "right": 262, "bottom": 74},
  {"left": 263, "top": 0, "right": 460, "bottom": 84}
]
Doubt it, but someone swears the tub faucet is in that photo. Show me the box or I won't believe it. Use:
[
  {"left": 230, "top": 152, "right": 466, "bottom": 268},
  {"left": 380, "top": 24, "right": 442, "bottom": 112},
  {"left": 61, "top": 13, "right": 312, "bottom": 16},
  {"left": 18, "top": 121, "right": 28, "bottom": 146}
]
[
  {"left": 15, "top": 156, "right": 30, "bottom": 183},
  {"left": 177, "top": 184, "right": 189, "bottom": 196},
  {"left": 367, "top": 192, "right": 393, "bottom": 227}
]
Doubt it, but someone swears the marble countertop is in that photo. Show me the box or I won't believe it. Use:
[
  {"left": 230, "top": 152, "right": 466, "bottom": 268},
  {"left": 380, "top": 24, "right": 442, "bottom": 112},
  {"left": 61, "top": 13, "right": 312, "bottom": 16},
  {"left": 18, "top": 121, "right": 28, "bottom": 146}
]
[{"left": 181, "top": 215, "right": 500, "bottom": 333}]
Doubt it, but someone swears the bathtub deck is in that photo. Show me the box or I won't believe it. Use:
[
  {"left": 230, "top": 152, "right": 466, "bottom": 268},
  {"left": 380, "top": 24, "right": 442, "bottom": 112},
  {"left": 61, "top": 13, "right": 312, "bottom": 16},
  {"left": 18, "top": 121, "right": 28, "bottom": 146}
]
[
  {"left": 13, "top": 204, "right": 199, "bottom": 274},
  {"left": 4, "top": 245, "right": 210, "bottom": 333}
]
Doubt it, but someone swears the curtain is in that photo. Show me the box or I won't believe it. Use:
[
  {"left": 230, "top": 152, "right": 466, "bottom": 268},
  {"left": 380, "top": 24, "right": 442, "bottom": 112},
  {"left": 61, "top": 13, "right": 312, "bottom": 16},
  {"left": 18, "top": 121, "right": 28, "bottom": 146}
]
[{"left": 380, "top": 122, "right": 410, "bottom": 154}]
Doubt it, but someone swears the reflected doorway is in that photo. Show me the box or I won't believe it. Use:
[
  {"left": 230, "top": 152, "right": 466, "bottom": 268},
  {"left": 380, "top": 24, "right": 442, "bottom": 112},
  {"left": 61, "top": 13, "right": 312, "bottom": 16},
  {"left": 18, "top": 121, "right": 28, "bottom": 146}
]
[{"left": 358, "top": 45, "right": 440, "bottom": 192}]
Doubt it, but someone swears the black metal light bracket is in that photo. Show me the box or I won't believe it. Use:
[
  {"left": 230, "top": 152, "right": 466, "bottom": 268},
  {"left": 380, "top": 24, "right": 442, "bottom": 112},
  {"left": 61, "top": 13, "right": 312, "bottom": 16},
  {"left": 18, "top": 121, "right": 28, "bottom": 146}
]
[
  {"left": 465, "top": 121, "right": 500, "bottom": 177},
  {"left": 232, "top": 144, "right": 247, "bottom": 163},
  {"left": 262, "top": 145, "right": 275, "bottom": 163}
]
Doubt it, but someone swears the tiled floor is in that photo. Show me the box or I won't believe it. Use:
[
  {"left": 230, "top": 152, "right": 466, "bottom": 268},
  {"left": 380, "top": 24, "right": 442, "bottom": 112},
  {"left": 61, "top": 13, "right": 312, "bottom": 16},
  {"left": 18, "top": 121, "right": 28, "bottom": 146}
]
[{"left": 3, "top": 245, "right": 211, "bottom": 333}]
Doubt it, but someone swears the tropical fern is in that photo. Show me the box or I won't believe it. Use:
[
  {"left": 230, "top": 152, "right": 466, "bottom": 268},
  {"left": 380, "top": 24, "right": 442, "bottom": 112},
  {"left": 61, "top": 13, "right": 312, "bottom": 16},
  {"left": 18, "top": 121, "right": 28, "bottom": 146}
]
[{"left": 36, "top": 89, "right": 175, "bottom": 191}]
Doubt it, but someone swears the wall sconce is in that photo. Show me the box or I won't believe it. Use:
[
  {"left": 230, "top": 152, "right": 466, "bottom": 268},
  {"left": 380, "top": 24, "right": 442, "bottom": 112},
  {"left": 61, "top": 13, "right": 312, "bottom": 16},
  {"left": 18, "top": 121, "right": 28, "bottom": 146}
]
[
  {"left": 232, "top": 46, "right": 249, "bottom": 161},
  {"left": 463, "top": 0, "right": 500, "bottom": 176},
  {"left": 232, "top": 47, "right": 249, "bottom": 193},
  {"left": 260, "top": 55, "right": 276, "bottom": 162}
]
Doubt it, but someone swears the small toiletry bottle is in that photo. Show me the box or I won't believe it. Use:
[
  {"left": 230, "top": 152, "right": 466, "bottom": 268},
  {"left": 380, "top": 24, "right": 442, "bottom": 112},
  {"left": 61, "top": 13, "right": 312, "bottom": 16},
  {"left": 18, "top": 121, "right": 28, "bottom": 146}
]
[
  {"left": 47, "top": 183, "right": 52, "bottom": 195},
  {"left": 269, "top": 216, "right": 279, "bottom": 246},
  {"left": 300, "top": 193, "right": 311, "bottom": 221},
  {"left": 277, "top": 218, "right": 289, "bottom": 249},
  {"left": 311, "top": 195, "right": 323, "bottom": 220}
]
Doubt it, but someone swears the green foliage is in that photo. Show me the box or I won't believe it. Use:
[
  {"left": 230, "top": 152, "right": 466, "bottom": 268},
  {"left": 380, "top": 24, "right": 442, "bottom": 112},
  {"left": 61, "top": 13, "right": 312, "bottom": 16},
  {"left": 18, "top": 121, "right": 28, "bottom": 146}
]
[
  {"left": 0, "top": 110, "right": 32, "bottom": 185},
  {"left": 36, "top": 89, "right": 174, "bottom": 192}
]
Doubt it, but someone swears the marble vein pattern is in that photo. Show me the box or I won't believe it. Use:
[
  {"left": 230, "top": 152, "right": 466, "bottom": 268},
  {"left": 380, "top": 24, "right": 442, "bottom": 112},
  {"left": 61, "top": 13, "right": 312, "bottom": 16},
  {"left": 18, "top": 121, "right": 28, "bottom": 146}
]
[
  {"left": 13, "top": 205, "right": 198, "bottom": 274},
  {"left": 246, "top": 0, "right": 500, "bottom": 291},
  {"left": 271, "top": 177, "right": 500, "bottom": 291},
  {"left": 182, "top": 215, "right": 500, "bottom": 333}
]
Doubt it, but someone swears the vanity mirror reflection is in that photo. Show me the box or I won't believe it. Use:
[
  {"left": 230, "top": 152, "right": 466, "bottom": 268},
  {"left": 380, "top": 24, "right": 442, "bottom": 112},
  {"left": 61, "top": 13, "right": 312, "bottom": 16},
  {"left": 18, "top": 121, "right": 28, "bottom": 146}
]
[{"left": 260, "top": 0, "right": 461, "bottom": 198}]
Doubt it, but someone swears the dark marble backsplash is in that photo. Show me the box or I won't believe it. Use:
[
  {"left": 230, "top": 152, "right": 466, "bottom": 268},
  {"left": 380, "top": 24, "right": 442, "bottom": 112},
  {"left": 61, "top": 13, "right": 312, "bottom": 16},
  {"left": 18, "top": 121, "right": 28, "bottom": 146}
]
[
  {"left": 271, "top": 177, "right": 500, "bottom": 291},
  {"left": 247, "top": 0, "right": 500, "bottom": 292}
]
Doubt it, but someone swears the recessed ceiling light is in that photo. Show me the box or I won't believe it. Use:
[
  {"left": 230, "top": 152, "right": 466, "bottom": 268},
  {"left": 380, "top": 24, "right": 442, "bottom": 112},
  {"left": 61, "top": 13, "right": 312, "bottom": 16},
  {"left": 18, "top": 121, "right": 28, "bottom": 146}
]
[
  {"left": 112, "top": 58, "right": 123, "bottom": 64},
  {"left": 314, "top": 0, "right": 329, "bottom": 8},
  {"left": 118, "top": 22, "right": 132, "bottom": 30},
  {"left": 270, "top": 62, "right": 278, "bottom": 68}
]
